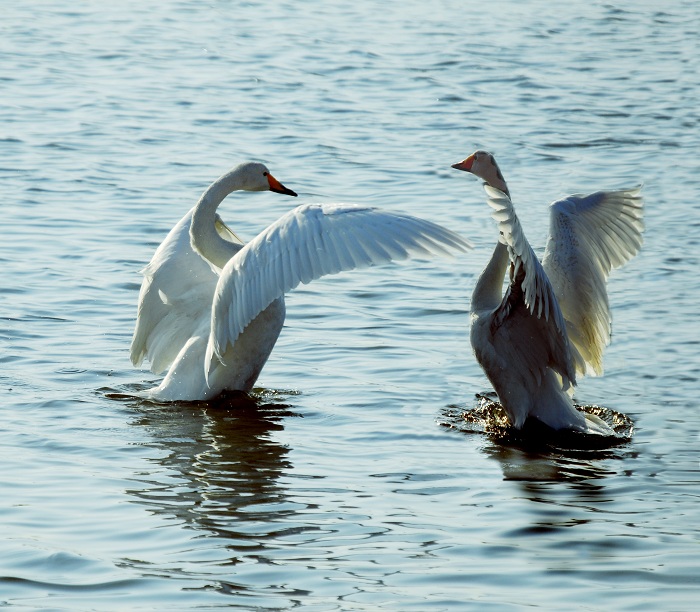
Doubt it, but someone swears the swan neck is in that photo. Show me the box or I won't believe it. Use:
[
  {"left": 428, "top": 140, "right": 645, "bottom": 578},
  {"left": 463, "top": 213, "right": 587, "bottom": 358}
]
[
  {"left": 471, "top": 241, "right": 509, "bottom": 313},
  {"left": 190, "top": 172, "right": 241, "bottom": 269},
  {"left": 485, "top": 167, "right": 510, "bottom": 197}
]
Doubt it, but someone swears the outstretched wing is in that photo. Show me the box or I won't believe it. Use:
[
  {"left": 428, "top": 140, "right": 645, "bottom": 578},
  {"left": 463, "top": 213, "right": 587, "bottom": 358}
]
[
  {"left": 205, "top": 203, "right": 473, "bottom": 371},
  {"left": 542, "top": 186, "right": 643, "bottom": 376},
  {"left": 483, "top": 185, "right": 576, "bottom": 389},
  {"left": 130, "top": 208, "right": 242, "bottom": 374}
]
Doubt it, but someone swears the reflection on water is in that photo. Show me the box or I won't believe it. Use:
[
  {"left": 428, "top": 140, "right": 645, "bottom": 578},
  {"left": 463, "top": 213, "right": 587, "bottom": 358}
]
[
  {"left": 441, "top": 395, "right": 640, "bottom": 540},
  {"left": 441, "top": 393, "right": 636, "bottom": 485},
  {"left": 123, "top": 391, "right": 310, "bottom": 576},
  {"left": 481, "top": 439, "right": 635, "bottom": 486}
]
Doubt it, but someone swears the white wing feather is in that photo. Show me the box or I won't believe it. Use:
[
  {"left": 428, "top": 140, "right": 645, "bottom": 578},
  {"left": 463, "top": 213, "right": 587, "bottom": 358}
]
[
  {"left": 130, "top": 207, "right": 241, "bottom": 374},
  {"left": 205, "top": 203, "right": 473, "bottom": 372},
  {"left": 484, "top": 185, "right": 568, "bottom": 336},
  {"left": 542, "top": 186, "right": 644, "bottom": 376}
]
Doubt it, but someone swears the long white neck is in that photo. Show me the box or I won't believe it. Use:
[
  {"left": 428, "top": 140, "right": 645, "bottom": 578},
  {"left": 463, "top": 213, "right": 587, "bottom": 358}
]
[
  {"left": 190, "top": 169, "right": 243, "bottom": 269},
  {"left": 471, "top": 155, "right": 511, "bottom": 313},
  {"left": 483, "top": 165, "right": 510, "bottom": 198},
  {"left": 471, "top": 241, "right": 509, "bottom": 314}
]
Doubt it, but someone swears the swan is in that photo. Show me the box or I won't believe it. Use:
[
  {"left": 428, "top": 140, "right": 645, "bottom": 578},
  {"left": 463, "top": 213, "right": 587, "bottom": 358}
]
[
  {"left": 452, "top": 151, "right": 643, "bottom": 434},
  {"left": 131, "top": 161, "right": 472, "bottom": 401}
]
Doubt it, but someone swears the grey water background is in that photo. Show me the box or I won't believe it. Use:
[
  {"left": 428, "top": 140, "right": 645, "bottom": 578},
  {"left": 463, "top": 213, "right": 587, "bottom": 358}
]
[{"left": 2, "top": 0, "right": 699, "bottom": 609}]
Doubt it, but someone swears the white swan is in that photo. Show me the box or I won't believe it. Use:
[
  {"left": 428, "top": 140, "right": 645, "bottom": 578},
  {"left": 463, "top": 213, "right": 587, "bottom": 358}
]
[
  {"left": 452, "top": 151, "right": 643, "bottom": 434},
  {"left": 131, "top": 161, "right": 472, "bottom": 401}
]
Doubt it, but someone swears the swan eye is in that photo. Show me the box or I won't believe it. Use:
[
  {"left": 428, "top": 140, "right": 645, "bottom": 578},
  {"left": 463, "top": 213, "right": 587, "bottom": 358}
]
[{"left": 263, "top": 171, "right": 268, "bottom": 177}]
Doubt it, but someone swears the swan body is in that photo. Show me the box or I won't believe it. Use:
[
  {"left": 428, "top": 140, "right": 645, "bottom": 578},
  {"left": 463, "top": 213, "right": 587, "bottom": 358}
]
[
  {"left": 131, "top": 161, "right": 472, "bottom": 401},
  {"left": 452, "top": 151, "right": 643, "bottom": 434}
]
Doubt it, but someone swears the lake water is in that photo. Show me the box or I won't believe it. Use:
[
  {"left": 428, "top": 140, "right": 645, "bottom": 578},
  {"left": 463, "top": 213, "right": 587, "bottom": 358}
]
[{"left": 2, "top": 0, "right": 699, "bottom": 609}]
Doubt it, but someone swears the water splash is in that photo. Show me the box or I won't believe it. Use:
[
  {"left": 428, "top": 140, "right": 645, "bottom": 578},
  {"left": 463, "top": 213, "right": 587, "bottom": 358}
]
[{"left": 441, "top": 392, "right": 634, "bottom": 452}]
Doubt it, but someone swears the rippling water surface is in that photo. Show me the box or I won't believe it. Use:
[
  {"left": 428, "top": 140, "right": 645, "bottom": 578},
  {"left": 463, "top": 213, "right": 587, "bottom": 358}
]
[{"left": 2, "top": 1, "right": 699, "bottom": 609}]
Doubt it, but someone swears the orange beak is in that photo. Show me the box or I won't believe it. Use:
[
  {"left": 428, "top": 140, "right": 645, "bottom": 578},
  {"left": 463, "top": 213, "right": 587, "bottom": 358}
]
[
  {"left": 451, "top": 153, "right": 475, "bottom": 173},
  {"left": 267, "top": 173, "right": 298, "bottom": 197}
]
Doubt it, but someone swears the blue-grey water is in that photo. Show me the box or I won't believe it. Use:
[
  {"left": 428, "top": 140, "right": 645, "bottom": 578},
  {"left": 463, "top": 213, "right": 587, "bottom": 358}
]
[{"left": 2, "top": 1, "right": 699, "bottom": 609}]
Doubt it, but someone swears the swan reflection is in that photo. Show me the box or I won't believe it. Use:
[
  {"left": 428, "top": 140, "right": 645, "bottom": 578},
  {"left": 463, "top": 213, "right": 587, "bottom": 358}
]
[
  {"left": 125, "top": 391, "right": 308, "bottom": 548},
  {"left": 441, "top": 394, "right": 635, "bottom": 483}
]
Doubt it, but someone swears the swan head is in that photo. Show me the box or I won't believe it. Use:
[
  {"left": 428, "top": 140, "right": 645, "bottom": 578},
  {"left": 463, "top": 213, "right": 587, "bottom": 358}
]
[
  {"left": 452, "top": 151, "right": 509, "bottom": 196},
  {"left": 232, "top": 161, "right": 298, "bottom": 196}
]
